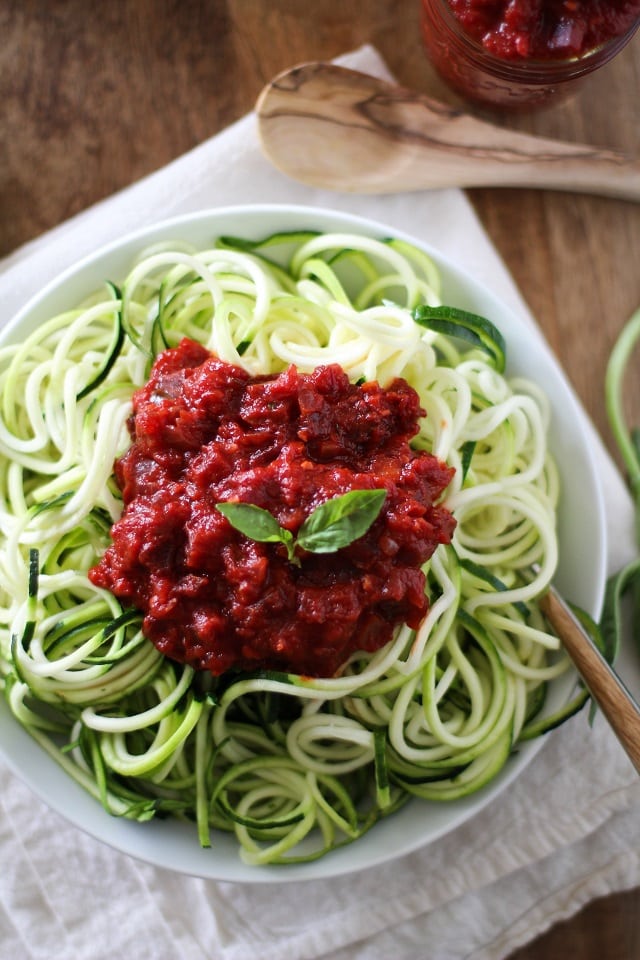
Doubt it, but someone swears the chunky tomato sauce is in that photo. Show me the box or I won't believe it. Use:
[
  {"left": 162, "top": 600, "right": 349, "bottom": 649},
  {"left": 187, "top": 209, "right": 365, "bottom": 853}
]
[
  {"left": 447, "top": 0, "right": 640, "bottom": 60},
  {"left": 90, "top": 340, "right": 455, "bottom": 678}
]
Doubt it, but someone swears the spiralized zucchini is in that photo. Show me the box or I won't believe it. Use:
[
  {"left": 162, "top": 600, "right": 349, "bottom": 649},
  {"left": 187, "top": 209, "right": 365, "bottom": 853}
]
[{"left": 0, "top": 230, "right": 587, "bottom": 865}]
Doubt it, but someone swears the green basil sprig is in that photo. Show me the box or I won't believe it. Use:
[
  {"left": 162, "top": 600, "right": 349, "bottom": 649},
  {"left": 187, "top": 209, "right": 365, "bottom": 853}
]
[{"left": 216, "top": 489, "right": 386, "bottom": 565}]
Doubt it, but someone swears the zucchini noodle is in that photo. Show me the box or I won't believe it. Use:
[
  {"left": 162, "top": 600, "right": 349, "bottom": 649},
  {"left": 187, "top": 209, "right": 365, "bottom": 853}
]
[{"left": 0, "top": 229, "right": 588, "bottom": 865}]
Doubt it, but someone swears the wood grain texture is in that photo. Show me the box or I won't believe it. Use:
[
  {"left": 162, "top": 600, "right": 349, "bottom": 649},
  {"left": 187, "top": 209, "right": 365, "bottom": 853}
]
[
  {"left": 256, "top": 62, "right": 640, "bottom": 198},
  {"left": 1, "top": 2, "right": 639, "bottom": 957},
  {"left": 539, "top": 587, "right": 640, "bottom": 774}
]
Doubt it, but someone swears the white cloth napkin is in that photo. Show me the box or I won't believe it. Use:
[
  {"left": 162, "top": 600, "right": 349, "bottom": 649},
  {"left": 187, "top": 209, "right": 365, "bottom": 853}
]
[{"left": 1, "top": 45, "right": 639, "bottom": 960}]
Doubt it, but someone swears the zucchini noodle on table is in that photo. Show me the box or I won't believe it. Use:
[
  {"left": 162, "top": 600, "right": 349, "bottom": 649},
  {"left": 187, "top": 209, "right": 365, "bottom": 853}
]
[{"left": 0, "top": 229, "right": 589, "bottom": 865}]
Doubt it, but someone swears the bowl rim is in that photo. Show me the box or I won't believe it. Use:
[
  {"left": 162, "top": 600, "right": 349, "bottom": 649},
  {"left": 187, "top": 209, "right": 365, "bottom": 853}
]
[{"left": 0, "top": 202, "right": 608, "bottom": 883}]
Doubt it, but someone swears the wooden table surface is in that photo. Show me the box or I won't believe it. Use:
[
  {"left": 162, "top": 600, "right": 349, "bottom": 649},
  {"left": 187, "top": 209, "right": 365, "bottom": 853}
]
[{"left": 2, "top": 1, "right": 639, "bottom": 956}]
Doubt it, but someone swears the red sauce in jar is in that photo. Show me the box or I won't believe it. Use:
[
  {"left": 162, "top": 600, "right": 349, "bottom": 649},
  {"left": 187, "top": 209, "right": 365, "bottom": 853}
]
[
  {"left": 89, "top": 339, "right": 456, "bottom": 678},
  {"left": 448, "top": 0, "right": 640, "bottom": 61},
  {"left": 422, "top": 0, "right": 640, "bottom": 107}
]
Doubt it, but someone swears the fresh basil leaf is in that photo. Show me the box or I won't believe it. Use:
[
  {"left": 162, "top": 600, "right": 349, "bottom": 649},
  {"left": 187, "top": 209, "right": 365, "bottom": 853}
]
[
  {"left": 297, "top": 489, "right": 386, "bottom": 554},
  {"left": 216, "top": 502, "right": 291, "bottom": 546}
]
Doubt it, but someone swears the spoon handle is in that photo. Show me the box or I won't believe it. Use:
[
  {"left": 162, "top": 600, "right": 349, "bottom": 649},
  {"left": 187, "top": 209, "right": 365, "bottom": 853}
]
[
  {"left": 384, "top": 97, "right": 640, "bottom": 201},
  {"left": 539, "top": 584, "right": 640, "bottom": 774},
  {"left": 257, "top": 64, "right": 640, "bottom": 200}
]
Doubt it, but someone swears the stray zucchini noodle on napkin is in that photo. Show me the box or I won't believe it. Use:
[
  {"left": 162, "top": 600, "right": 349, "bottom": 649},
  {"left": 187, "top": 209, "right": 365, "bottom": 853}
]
[{"left": 0, "top": 229, "right": 591, "bottom": 865}]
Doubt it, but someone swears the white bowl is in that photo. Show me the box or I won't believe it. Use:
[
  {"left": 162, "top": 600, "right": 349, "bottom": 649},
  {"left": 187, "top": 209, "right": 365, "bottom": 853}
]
[{"left": 0, "top": 204, "right": 606, "bottom": 882}]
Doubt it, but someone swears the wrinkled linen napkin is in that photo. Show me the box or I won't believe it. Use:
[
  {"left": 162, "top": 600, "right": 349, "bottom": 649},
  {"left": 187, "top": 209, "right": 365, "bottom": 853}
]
[{"left": 1, "top": 45, "right": 639, "bottom": 960}]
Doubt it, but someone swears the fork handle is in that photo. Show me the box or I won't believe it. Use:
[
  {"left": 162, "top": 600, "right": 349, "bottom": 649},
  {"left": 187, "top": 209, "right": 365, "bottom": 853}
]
[{"left": 540, "top": 589, "right": 640, "bottom": 774}]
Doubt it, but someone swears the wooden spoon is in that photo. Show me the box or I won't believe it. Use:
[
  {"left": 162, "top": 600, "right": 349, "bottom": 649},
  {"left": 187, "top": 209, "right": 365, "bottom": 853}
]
[
  {"left": 256, "top": 62, "right": 640, "bottom": 201},
  {"left": 538, "top": 576, "right": 640, "bottom": 773}
]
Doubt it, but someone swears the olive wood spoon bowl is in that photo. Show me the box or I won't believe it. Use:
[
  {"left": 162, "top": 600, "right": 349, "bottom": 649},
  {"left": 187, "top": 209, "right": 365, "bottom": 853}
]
[
  {"left": 538, "top": 575, "right": 640, "bottom": 774},
  {"left": 256, "top": 62, "right": 640, "bottom": 201}
]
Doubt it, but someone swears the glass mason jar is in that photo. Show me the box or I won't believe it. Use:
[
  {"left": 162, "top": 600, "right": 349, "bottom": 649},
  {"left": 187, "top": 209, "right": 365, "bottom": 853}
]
[{"left": 421, "top": 0, "right": 640, "bottom": 110}]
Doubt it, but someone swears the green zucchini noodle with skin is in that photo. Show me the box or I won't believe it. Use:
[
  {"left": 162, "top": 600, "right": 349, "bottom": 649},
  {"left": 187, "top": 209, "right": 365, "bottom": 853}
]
[{"left": 0, "top": 229, "right": 587, "bottom": 865}]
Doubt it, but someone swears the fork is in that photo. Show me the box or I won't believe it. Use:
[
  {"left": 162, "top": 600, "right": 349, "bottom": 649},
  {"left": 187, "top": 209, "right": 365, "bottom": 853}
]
[{"left": 537, "top": 575, "right": 640, "bottom": 774}]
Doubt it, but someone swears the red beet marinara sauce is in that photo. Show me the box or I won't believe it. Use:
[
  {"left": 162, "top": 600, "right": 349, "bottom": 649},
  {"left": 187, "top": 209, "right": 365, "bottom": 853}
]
[
  {"left": 89, "top": 339, "right": 456, "bottom": 679},
  {"left": 421, "top": 0, "right": 640, "bottom": 108},
  {"left": 446, "top": 0, "right": 640, "bottom": 60}
]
